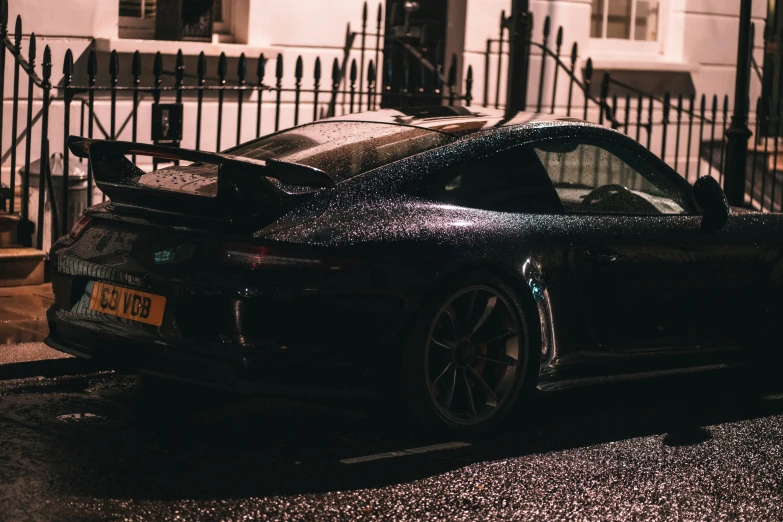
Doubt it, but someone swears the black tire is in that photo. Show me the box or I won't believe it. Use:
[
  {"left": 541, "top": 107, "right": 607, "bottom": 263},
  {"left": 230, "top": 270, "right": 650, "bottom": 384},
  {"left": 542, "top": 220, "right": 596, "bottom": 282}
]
[{"left": 400, "top": 270, "right": 537, "bottom": 437}]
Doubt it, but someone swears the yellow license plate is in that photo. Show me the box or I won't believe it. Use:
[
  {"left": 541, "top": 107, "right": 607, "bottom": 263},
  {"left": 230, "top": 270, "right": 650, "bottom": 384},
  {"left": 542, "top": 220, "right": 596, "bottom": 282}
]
[{"left": 87, "top": 282, "right": 166, "bottom": 326}]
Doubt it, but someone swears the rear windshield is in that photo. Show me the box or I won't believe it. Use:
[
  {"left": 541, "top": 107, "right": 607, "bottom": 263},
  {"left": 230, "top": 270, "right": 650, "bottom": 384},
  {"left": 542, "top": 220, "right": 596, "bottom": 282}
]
[{"left": 226, "top": 121, "right": 454, "bottom": 182}]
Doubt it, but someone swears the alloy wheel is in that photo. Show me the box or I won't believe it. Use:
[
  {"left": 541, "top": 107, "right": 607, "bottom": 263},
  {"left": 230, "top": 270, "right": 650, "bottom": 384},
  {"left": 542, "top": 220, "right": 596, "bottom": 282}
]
[{"left": 424, "top": 285, "right": 524, "bottom": 426}]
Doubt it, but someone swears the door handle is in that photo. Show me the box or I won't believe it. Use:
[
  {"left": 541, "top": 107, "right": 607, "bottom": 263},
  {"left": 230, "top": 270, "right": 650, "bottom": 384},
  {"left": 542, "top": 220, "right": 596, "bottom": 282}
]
[{"left": 584, "top": 251, "right": 623, "bottom": 263}]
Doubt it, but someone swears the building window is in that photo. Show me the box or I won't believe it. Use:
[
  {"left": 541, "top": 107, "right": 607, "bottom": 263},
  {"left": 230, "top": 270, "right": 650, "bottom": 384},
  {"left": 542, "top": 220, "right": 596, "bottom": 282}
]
[
  {"left": 119, "top": 0, "right": 157, "bottom": 39},
  {"left": 119, "top": 0, "right": 231, "bottom": 40},
  {"left": 590, "top": 0, "right": 660, "bottom": 41}
]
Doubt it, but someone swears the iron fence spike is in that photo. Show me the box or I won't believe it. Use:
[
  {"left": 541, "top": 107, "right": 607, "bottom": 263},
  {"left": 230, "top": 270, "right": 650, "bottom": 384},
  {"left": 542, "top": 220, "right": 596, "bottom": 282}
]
[
  {"left": 362, "top": 1, "right": 367, "bottom": 23},
  {"left": 153, "top": 51, "right": 163, "bottom": 78},
  {"left": 571, "top": 42, "right": 578, "bottom": 64},
  {"left": 88, "top": 48, "right": 97, "bottom": 78},
  {"left": 197, "top": 51, "right": 207, "bottom": 80},
  {"left": 13, "top": 15, "right": 20, "bottom": 49},
  {"left": 556, "top": 26, "right": 563, "bottom": 47},
  {"left": 238, "top": 53, "right": 247, "bottom": 80},
  {"left": 448, "top": 54, "right": 457, "bottom": 86},
  {"left": 42, "top": 45, "right": 51, "bottom": 83},
  {"left": 295, "top": 55, "right": 303, "bottom": 79},
  {"left": 28, "top": 32, "right": 35, "bottom": 66},
  {"left": 543, "top": 15, "right": 550, "bottom": 38},
  {"left": 350, "top": 58, "right": 357, "bottom": 82},
  {"left": 132, "top": 50, "right": 141, "bottom": 77},
  {"left": 377, "top": 3, "right": 382, "bottom": 23},
  {"left": 275, "top": 53, "right": 283, "bottom": 79},
  {"left": 110, "top": 49, "right": 119, "bottom": 78},
  {"left": 314, "top": 56, "right": 322, "bottom": 80},
  {"left": 332, "top": 57, "right": 340, "bottom": 83},
  {"left": 1, "top": 0, "right": 7, "bottom": 30},
  {"left": 218, "top": 52, "right": 228, "bottom": 79},
  {"left": 367, "top": 59, "right": 375, "bottom": 82},
  {"left": 63, "top": 48, "right": 74, "bottom": 78},
  {"left": 175, "top": 49, "right": 184, "bottom": 81}
]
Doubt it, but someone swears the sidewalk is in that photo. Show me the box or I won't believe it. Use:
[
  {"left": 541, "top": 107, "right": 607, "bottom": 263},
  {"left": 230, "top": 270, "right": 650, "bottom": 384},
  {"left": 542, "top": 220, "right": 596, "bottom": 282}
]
[
  {"left": 0, "top": 283, "right": 53, "bottom": 345},
  {"left": 0, "top": 283, "right": 92, "bottom": 379}
]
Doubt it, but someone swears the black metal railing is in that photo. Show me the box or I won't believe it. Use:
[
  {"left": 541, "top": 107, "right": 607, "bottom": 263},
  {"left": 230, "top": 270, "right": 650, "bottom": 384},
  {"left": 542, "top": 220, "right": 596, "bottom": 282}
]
[
  {"left": 484, "top": 4, "right": 780, "bottom": 212},
  {"left": 482, "top": 11, "right": 617, "bottom": 126},
  {"left": 2, "top": 0, "right": 780, "bottom": 255},
  {"left": 0, "top": 0, "right": 473, "bottom": 251}
]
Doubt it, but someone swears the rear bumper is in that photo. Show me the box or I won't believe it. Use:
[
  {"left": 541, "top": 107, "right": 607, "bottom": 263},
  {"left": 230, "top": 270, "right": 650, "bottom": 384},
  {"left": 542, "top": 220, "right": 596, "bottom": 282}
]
[
  {"left": 43, "top": 329, "right": 376, "bottom": 398},
  {"left": 46, "top": 274, "right": 410, "bottom": 397}
]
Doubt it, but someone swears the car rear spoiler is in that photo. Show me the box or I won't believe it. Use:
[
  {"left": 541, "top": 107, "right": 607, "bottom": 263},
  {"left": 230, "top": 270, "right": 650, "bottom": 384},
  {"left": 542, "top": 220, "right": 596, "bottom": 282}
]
[{"left": 67, "top": 136, "right": 334, "bottom": 217}]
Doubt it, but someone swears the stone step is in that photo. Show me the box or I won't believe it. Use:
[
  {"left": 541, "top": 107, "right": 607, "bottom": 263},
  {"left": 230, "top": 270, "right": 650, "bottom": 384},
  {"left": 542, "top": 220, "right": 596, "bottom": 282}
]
[
  {"left": 0, "top": 246, "right": 45, "bottom": 287},
  {"left": 0, "top": 213, "right": 18, "bottom": 246}
]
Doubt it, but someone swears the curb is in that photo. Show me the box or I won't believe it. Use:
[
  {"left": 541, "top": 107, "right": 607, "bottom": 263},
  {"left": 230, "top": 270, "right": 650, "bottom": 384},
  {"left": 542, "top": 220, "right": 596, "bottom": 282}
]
[{"left": 0, "top": 357, "right": 103, "bottom": 381}]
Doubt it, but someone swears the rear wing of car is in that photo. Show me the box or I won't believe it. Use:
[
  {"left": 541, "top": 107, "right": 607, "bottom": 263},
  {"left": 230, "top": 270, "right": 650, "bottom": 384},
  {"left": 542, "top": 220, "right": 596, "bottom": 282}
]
[{"left": 67, "top": 136, "right": 334, "bottom": 217}]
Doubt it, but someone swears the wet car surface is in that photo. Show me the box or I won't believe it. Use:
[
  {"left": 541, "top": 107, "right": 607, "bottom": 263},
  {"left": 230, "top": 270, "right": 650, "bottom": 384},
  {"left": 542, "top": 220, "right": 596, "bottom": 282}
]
[
  {"left": 1, "top": 370, "right": 782, "bottom": 521},
  {"left": 45, "top": 106, "right": 783, "bottom": 435}
]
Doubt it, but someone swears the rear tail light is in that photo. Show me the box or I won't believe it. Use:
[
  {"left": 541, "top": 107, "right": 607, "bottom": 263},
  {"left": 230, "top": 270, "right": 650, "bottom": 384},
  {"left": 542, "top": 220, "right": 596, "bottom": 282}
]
[
  {"left": 219, "top": 242, "right": 326, "bottom": 269},
  {"left": 68, "top": 215, "right": 92, "bottom": 240}
]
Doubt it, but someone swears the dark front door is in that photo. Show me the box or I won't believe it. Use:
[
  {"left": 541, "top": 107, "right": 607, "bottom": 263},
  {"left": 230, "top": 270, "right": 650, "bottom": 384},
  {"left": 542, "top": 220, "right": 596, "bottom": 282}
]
[{"left": 382, "top": 0, "right": 448, "bottom": 108}]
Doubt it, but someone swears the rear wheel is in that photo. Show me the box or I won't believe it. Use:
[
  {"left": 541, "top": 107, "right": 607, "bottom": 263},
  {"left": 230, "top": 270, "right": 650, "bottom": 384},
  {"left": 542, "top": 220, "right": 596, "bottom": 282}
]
[{"left": 401, "top": 272, "right": 534, "bottom": 436}]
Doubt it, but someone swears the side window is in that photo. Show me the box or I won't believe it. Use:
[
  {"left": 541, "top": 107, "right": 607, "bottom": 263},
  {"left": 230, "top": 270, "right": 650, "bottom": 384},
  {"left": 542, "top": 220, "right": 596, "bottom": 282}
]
[
  {"left": 431, "top": 146, "right": 563, "bottom": 213},
  {"left": 533, "top": 139, "right": 695, "bottom": 215}
]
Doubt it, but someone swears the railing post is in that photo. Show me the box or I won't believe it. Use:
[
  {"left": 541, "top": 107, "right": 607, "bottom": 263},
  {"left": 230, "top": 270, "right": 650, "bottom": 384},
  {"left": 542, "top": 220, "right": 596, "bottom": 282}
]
[
  {"left": 217, "top": 52, "right": 227, "bottom": 151},
  {"left": 314, "top": 57, "right": 322, "bottom": 118},
  {"left": 86, "top": 48, "right": 96, "bottom": 206},
  {"left": 724, "top": 0, "right": 753, "bottom": 206},
  {"left": 151, "top": 51, "right": 161, "bottom": 169},
  {"left": 349, "top": 59, "right": 357, "bottom": 113},
  {"left": 62, "top": 49, "right": 73, "bottom": 236},
  {"left": 504, "top": 0, "right": 532, "bottom": 117},
  {"left": 196, "top": 51, "right": 206, "bottom": 148},
  {"left": 175, "top": 49, "right": 184, "bottom": 152},
  {"left": 131, "top": 51, "right": 141, "bottom": 163},
  {"left": 367, "top": 59, "right": 375, "bottom": 111},
  {"left": 256, "top": 53, "right": 266, "bottom": 137},
  {"left": 274, "top": 53, "right": 283, "bottom": 131},
  {"left": 9, "top": 16, "right": 21, "bottom": 214},
  {"left": 20, "top": 33, "right": 35, "bottom": 247},
  {"left": 294, "top": 56, "right": 303, "bottom": 126},
  {"left": 0, "top": 0, "right": 7, "bottom": 210},
  {"left": 37, "top": 45, "right": 52, "bottom": 249},
  {"left": 465, "top": 65, "right": 474, "bottom": 107},
  {"left": 448, "top": 54, "right": 457, "bottom": 106},
  {"left": 109, "top": 50, "right": 118, "bottom": 141},
  {"left": 237, "top": 52, "right": 246, "bottom": 144}
]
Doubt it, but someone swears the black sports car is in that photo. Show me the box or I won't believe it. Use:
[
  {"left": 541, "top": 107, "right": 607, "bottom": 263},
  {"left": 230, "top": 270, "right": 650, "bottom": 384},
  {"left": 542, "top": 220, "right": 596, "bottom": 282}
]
[{"left": 46, "top": 106, "right": 780, "bottom": 435}]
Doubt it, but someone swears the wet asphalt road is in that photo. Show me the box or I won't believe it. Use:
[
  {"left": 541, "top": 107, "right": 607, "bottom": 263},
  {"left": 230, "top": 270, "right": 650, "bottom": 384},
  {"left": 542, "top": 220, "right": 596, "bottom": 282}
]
[{"left": 1, "top": 370, "right": 783, "bottom": 522}]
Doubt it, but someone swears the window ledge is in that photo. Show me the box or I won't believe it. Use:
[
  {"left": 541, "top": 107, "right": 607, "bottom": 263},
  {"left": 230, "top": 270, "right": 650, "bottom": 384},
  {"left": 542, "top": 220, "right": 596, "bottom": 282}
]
[
  {"left": 587, "top": 58, "right": 699, "bottom": 74},
  {"left": 94, "top": 38, "right": 278, "bottom": 59}
]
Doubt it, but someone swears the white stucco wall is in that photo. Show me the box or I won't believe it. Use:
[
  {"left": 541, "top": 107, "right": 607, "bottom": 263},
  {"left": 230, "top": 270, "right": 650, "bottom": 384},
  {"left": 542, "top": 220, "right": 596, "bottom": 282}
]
[{"left": 0, "top": 0, "right": 771, "bottom": 181}]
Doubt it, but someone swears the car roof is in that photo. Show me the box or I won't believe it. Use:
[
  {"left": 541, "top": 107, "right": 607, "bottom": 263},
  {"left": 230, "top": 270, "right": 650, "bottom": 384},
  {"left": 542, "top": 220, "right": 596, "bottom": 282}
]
[{"left": 325, "top": 106, "right": 606, "bottom": 137}]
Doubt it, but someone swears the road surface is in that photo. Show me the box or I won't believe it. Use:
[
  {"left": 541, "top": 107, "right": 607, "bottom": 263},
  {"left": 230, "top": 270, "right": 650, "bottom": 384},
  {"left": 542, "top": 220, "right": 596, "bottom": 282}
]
[{"left": 1, "top": 367, "right": 782, "bottom": 521}]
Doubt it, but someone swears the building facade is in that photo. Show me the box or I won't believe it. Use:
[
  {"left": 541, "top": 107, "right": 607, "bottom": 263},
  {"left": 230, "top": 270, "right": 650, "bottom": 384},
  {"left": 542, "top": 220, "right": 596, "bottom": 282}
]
[{"left": 0, "top": 0, "right": 772, "bottom": 252}]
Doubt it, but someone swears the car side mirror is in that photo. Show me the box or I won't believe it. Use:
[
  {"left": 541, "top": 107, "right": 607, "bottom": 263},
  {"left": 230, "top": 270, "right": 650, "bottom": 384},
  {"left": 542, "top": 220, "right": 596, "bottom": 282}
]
[{"left": 693, "top": 175, "right": 729, "bottom": 234}]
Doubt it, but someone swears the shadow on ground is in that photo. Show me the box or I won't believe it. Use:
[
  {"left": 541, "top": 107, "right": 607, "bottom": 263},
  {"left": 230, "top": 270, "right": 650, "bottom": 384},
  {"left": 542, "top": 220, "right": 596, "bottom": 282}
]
[{"left": 4, "top": 369, "right": 783, "bottom": 502}]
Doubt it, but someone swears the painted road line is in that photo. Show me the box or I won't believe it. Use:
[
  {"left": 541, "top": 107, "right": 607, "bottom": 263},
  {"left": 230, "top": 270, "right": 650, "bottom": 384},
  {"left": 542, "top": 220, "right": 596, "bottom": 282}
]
[{"left": 340, "top": 441, "right": 471, "bottom": 464}]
